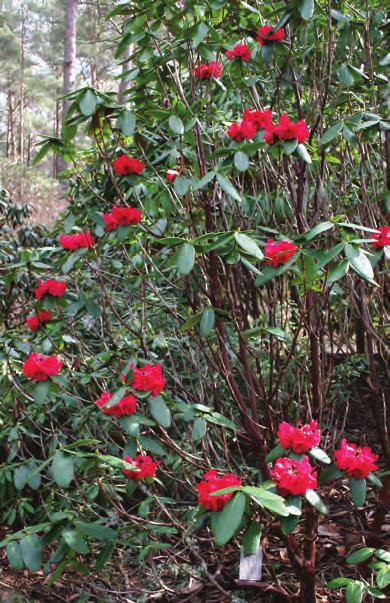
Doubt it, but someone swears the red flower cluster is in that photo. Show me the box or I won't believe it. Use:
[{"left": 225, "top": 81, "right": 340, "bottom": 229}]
[
  {"left": 166, "top": 170, "right": 178, "bottom": 183},
  {"left": 95, "top": 391, "right": 137, "bottom": 418},
  {"left": 335, "top": 439, "right": 378, "bottom": 479},
  {"left": 122, "top": 454, "right": 160, "bottom": 481},
  {"left": 265, "top": 239, "right": 299, "bottom": 267},
  {"left": 113, "top": 154, "right": 145, "bottom": 176},
  {"left": 194, "top": 62, "right": 222, "bottom": 79},
  {"left": 34, "top": 278, "right": 67, "bottom": 300},
  {"left": 22, "top": 352, "right": 63, "bottom": 381},
  {"left": 227, "top": 43, "right": 251, "bottom": 62},
  {"left": 131, "top": 363, "right": 165, "bottom": 397},
  {"left": 278, "top": 420, "right": 321, "bottom": 453},
  {"left": 104, "top": 205, "right": 142, "bottom": 232},
  {"left": 227, "top": 108, "right": 273, "bottom": 141},
  {"left": 59, "top": 231, "right": 94, "bottom": 250},
  {"left": 257, "top": 25, "right": 285, "bottom": 46},
  {"left": 271, "top": 456, "right": 318, "bottom": 496},
  {"left": 26, "top": 310, "right": 53, "bottom": 331},
  {"left": 264, "top": 114, "right": 310, "bottom": 145},
  {"left": 196, "top": 469, "right": 242, "bottom": 511},
  {"left": 371, "top": 225, "right": 390, "bottom": 249}
]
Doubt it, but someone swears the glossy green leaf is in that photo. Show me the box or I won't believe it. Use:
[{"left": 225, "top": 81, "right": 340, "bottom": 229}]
[
  {"left": 20, "top": 535, "right": 42, "bottom": 572},
  {"left": 192, "top": 418, "right": 207, "bottom": 441},
  {"left": 169, "top": 115, "right": 184, "bottom": 135},
  {"left": 51, "top": 451, "right": 74, "bottom": 488},
  {"left": 298, "top": 0, "right": 314, "bottom": 20},
  {"left": 211, "top": 491, "right": 245, "bottom": 546},
  {"left": 200, "top": 308, "right": 215, "bottom": 337},
  {"left": 217, "top": 173, "right": 242, "bottom": 203},
  {"left": 234, "top": 151, "right": 249, "bottom": 171},
  {"left": 118, "top": 110, "right": 136, "bottom": 136},
  {"left": 346, "top": 548, "right": 375, "bottom": 564},
  {"left": 320, "top": 122, "right": 344, "bottom": 145},
  {"left": 62, "top": 529, "right": 89, "bottom": 555},
  {"left": 177, "top": 243, "right": 196, "bottom": 275},
  {"left": 345, "top": 244, "right": 375, "bottom": 283},
  {"left": 349, "top": 477, "right": 366, "bottom": 507},
  {"left": 79, "top": 89, "right": 97, "bottom": 116},
  {"left": 305, "top": 489, "right": 329, "bottom": 515},
  {"left": 75, "top": 521, "right": 116, "bottom": 542},
  {"left": 6, "top": 541, "right": 24, "bottom": 570},
  {"left": 296, "top": 143, "right": 312, "bottom": 163},
  {"left": 242, "top": 486, "right": 289, "bottom": 516},
  {"left": 234, "top": 233, "right": 263, "bottom": 260},
  {"left": 242, "top": 521, "right": 262, "bottom": 556},
  {"left": 346, "top": 581, "right": 364, "bottom": 603},
  {"left": 149, "top": 396, "right": 171, "bottom": 428},
  {"left": 309, "top": 447, "right": 331, "bottom": 464}
]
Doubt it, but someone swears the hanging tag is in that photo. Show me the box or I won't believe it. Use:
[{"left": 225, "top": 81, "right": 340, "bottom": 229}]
[{"left": 239, "top": 545, "right": 263, "bottom": 581}]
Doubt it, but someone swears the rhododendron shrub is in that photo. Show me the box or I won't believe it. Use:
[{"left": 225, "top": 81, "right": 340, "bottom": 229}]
[{"left": 0, "top": 0, "right": 388, "bottom": 599}]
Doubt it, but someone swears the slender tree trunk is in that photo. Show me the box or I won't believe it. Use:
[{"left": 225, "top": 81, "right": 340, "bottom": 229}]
[
  {"left": 19, "top": 11, "right": 25, "bottom": 163},
  {"left": 8, "top": 90, "right": 16, "bottom": 162},
  {"left": 118, "top": 17, "right": 133, "bottom": 103},
  {"left": 59, "top": 0, "right": 78, "bottom": 174}
]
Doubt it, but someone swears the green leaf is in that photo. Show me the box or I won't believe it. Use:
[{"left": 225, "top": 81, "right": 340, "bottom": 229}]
[
  {"left": 234, "top": 151, "right": 249, "bottom": 172},
  {"left": 366, "top": 586, "right": 386, "bottom": 598},
  {"left": 242, "top": 521, "right": 262, "bottom": 556},
  {"left": 367, "top": 472, "right": 382, "bottom": 487},
  {"left": 346, "top": 581, "right": 364, "bottom": 603},
  {"left": 149, "top": 396, "right": 171, "bottom": 428},
  {"left": 281, "top": 139, "right": 298, "bottom": 155},
  {"left": 376, "top": 549, "right": 390, "bottom": 563},
  {"left": 319, "top": 464, "right": 343, "bottom": 485},
  {"left": 265, "top": 442, "right": 285, "bottom": 463},
  {"left": 217, "top": 173, "right": 242, "bottom": 203},
  {"left": 345, "top": 244, "right": 375, "bottom": 283},
  {"left": 192, "top": 418, "right": 207, "bottom": 441},
  {"left": 191, "top": 22, "right": 209, "bottom": 47},
  {"left": 296, "top": 144, "right": 312, "bottom": 163},
  {"left": 298, "top": 0, "right": 314, "bottom": 20},
  {"left": 32, "top": 381, "right": 50, "bottom": 404},
  {"left": 99, "top": 455, "right": 139, "bottom": 471},
  {"left": 6, "top": 541, "right": 24, "bottom": 570},
  {"left": 51, "top": 451, "right": 74, "bottom": 488},
  {"left": 62, "top": 529, "right": 89, "bottom": 555},
  {"left": 200, "top": 308, "right": 215, "bottom": 337},
  {"left": 211, "top": 492, "right": 246, "bottom": 546},
  {"left": 180, "top": 313, "right": 202, "bottom": 331},
  {"left": 305, "top": 489, "right": 329, "bottom": 515},
  {"left": 20, "top": 535, "right": 42, "bottom": 572},
  {"left": 79, "top": 89, "right": 97, "bottom": 116},
  {"left": 349, "top": 478, "right": 366, "bottom": 507},
  {"left": 242, "top": 486, "right": 289, "bottom": 516},
  {"left": 320, "top": 122, "right": 344, "bottom": 145},
  {"left": 118, "top": 110, "right": 136, "bottom": 136},
  {"left": 74, "top": 521, "right": 116, "bottom": 542},
  {"left": 203, "top": 412, "right": 238, "bottom": 430},
  {"left": 281, "top": 513, "right": 301, "bottom": 534},
  {"left": 168, "top": 115, "right": 184, "bottom": 135},
  {"left": 346, "top": 548, "right": 375, "bottom": 564},
  {"left": 376, "top": 567, "right": 390, "bottom": 589},
  {"left": 309, "top": 447, "right": 331, "bottom": 464},
  {"left": 174, "top": 176, "right": 190, "bottom": 196},
  {"left": 14, "top": 466, "right": 29, "bottom": 490},
  {"left": 261, "top": 44, "right": 274, "bottom": 63},
  {"left": 234, "top": 233, "right": 263, "bottom": 260},
  {"left": 303, "top": 222, "right": 335, "bottom": 241},
  {"left": 177, "top": 243, "right": 196, "bottom": 275},
  {"left": 327, "top": 577, "right": 353, "bottom": 589},
  {"left": 94, "top": 542, "right": 114, "bottom": 571},
  {"left": 139, "top": 436, "right": 166, "bottom": 456},
  {"left": 26, "top": 462, "right": 41, "bottom": 490},
  {"left": 338, "top": 64, "right": 354, "bottom": 87},
  {"left": 326, "top": 259, "right": 349, "bottom": 284}
]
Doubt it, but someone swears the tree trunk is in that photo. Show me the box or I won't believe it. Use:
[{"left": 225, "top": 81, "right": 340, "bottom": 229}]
[
  {"left": 118, "top": 17, "right": 133, "bottom": 103},
  {"left": 59, "top": 0, "right": 78, "bottom": 173},
  {"left": 8, "top": 90, "right": 16, "bottom": 162},
  {"left": 19, "top": 11, "right": 25, "bottom": 163}
]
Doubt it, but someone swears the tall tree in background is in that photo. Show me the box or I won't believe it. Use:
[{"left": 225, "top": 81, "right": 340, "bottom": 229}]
[{"left": 63, "top": 0, "right": 77, "bottom": 121}]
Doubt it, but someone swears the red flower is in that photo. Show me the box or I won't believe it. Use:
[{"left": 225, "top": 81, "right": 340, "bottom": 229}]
[
  {"left": 166, "top": 170, "right": 178, "bottom": 183},
  {"left": 264, "top": 114, "right": 309, "bottom": 145},
  {"left": 194, "top": 61, "right": 222, "bottom": 79},
  {"left": 265, "top": 239, "right": 299, "bottom": 267},
  {"left": 271, "top": 456, "right": 317, "bottom": 496},
  {"left": 129, "top": 363, "right": 165, "bottom": 396},
  {"left": 113, "top": 155, "right": 145, "bottom": 176},
  {"left": 95, "top": 391, "right": 137, "bottom": 418},
  {"left": 26, "top": 310, "right": 53, "bottom": 331},
  {"left": 122, "top": 454, "right": 160, "bottom": 481},
  {"left": 243, "top": 108, "right": 274, "bottom": 130},
  {"left": 104, "top": 212, "right": 117, "bottom": 232},
  {"left": 257, "top": 25, "right": 285, "bottom": 46},
  {"left": 111, "top": 205, "right": 142, "bottom": 226},
  {"left": 34, "top": 278, "right": 67, "bottom": 300},
  {"left": 227, "top": 120, "right": 257, "bottom": 141},
  {"left": 278, "top": 420, "right": 321, "bottom": 453},
  {"left": 22, "top": 352, "right": 63, "bottom": 381},
  {"left": 227, "top": 43, "right": 251, "bottom": 62},
  {"left": 59, "top": 231, "right": 94, "bottom": 250},
  {"left": 371, "top": 226, "right": 390, "bottom": 249},
  {"left": 335, "top": 439, "right": 378, "bottom": 479},
  {"left": 196, "top": 469, "right": 242, "bottom": 511}
]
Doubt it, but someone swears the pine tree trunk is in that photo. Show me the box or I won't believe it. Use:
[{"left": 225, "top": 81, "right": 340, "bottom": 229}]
[
  {"left": 118, "top": 17, "right": 133, "bottom": 103},
  {"left": 19, "top": 12, "right": 25, "bottom": 163},
  {"left": 59, "top": 0, "right": 78, "bottom": 173}
]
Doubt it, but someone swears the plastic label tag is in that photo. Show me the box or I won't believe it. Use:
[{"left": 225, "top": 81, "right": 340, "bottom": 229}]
[{"left": 239, "top": 545, "right": 263, "bottom": 581}]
